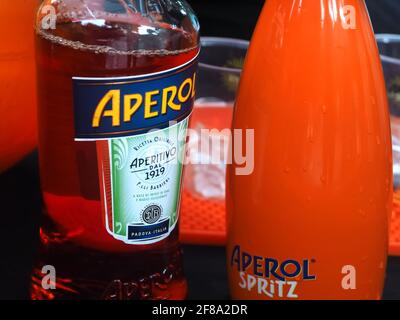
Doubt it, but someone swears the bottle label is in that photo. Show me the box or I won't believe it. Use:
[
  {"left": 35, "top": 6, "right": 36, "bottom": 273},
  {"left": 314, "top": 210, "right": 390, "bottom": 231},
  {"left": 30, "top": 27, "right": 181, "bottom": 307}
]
[{"left": 72, "top": 55, "right": 198, "bottom": 245}]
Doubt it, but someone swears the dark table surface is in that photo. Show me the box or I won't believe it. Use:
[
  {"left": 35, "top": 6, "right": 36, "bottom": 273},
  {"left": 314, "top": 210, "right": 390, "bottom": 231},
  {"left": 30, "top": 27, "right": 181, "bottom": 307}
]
[{"left": 0, "top": 153, "right": 399, "bottom": 300}]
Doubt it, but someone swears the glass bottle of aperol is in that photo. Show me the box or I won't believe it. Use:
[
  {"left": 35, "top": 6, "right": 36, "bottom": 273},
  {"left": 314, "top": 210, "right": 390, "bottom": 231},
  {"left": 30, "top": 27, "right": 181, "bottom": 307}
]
[{"left": 31, "top": 0, "right": 199, "bottom": 300}]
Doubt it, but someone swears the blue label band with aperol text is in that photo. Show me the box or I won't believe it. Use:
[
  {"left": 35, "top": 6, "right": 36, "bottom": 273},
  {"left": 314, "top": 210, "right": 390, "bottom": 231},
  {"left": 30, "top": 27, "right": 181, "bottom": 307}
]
[
  {"left": 72, "top": 53, "right": 198, "bottom": 245},
  {"left": 73, "top": 55, "right": 198, "bottom": 140}
]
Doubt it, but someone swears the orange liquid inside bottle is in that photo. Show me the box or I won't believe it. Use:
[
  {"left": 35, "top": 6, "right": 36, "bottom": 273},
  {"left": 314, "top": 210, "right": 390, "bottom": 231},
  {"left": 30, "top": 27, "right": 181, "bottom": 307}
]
[
  {"left": 227, "top": 0, "right": 392, "bottom": 300},
  {"left": 32, "top": 0, "right": 199, "bottom": 300}
]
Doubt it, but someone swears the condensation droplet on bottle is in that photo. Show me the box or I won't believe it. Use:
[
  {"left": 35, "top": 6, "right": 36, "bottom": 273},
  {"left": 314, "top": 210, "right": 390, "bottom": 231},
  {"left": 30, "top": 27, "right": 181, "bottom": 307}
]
[
  {"left": 284, "top": 166, "right": 291, "bottom": 173},
  {"left": 359, "top": 209, "right": 366, "bottom": 218},
  {"left": 376, "top": 136, "right": 381, "bottom": 145},
  {"left": 385, "top": 178, "right": 390, "bottom": 192},
  {"left": 320, "top": 175, "right": 326, "bottom": 184},
  {"left": 370, "top": 95, "right": 376, "bottom": 105},
  {"left": 321, "top": 105, "right": 327, "bottom": 114},
  {"left": 307, "top": 127, "right": 315, "bottom": 143}
]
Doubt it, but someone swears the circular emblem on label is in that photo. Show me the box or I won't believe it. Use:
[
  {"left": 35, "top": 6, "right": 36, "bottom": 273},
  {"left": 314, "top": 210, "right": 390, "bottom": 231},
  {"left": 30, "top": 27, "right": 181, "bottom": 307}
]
[{"left": 142, "top": 205, "right": 162, "bottom": 224}]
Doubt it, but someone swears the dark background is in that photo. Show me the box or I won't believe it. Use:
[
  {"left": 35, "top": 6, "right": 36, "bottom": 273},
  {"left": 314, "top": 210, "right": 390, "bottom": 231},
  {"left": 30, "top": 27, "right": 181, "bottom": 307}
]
[
  {"left": 1, "top": 0, "right": 400, "bottom": 300},
  {"left": 189, "top": 0, "right": 400, "bottom": 41}
]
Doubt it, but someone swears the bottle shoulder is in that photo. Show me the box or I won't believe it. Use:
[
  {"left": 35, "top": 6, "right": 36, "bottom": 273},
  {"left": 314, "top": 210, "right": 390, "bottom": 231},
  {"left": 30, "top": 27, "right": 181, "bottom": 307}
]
[{"left": 36, "top": 0, "right": 200, "bottom": 53}]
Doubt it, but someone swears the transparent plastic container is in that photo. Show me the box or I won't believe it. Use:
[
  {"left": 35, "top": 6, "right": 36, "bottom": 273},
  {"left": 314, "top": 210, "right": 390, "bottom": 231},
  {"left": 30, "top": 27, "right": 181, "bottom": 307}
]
[
  {"left": 180, "top": 37, "right": 249, "bottom": 245},
  {"left": 376, "top": 34, "right": 400, "bottom": 256},
  {"left": 184, "top": 37, "right": 249, "bottom": 200}
]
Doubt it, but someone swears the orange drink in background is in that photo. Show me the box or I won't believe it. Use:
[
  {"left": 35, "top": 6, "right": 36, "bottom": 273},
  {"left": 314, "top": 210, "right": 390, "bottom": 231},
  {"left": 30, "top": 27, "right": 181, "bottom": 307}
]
[
  {"left": 227, "top": 0, "right": 392, "bottom": 300},
  {"left": 0, "top": 0, "right": 38, "bottom": 172}
]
